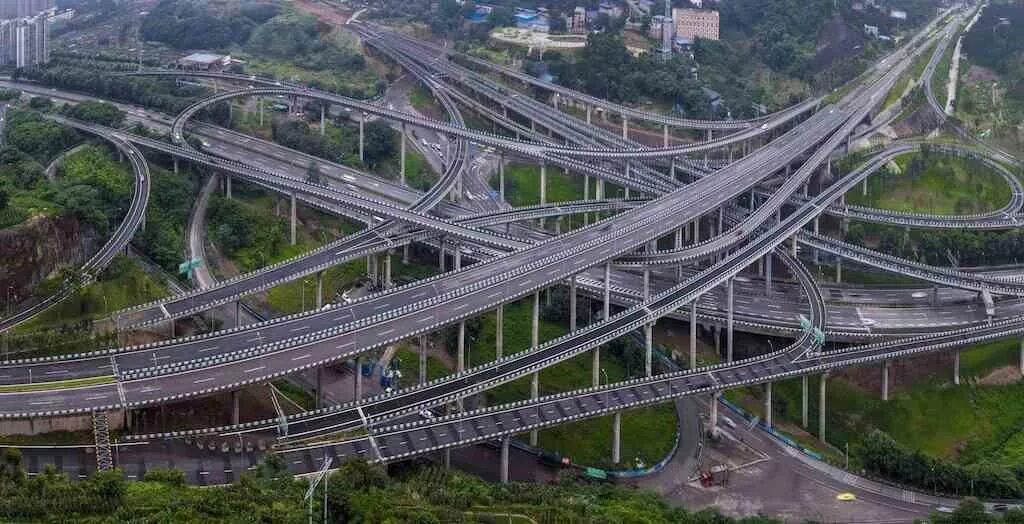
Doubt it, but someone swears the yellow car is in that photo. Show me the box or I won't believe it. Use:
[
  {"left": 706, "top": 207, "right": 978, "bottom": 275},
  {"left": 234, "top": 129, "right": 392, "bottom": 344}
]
[{"left": 836, "top": 493, "right": 857, "bottom": 502}]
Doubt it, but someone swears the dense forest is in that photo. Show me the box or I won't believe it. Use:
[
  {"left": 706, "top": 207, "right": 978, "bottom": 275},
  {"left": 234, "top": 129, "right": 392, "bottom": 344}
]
[
  {"left": 0, "top": 448, "right": 795, "bottom": 523},
  {"left": 962, "top": 3, "right": 1024, "bottom": 106}
]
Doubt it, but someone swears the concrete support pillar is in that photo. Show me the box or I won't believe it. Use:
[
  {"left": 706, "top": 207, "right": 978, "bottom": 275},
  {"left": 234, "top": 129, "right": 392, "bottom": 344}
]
[
  {"left": 663, "top": 124, "right": 669, "bottom": 147},
  {"left": 726, "top": 278, "right": 734, "bottom": 363},
  {"left": 358, "top": 113, "right": 365, "bottom": 163},
  {"left": 644, "top": 323, "right": 653, "bottom": 377},
  {"left": 173, "top": 157, "right": 178, "bottom": 174},
  {"left": 1020, "top": 338, "right": 1024, "bottom": 377},
  {"left": 612, "top": 412, "right": 622, "bottom": 463},
  {"left": 496, "top": 304, "right": 504, "bottom": 358},
  {"left": 354, "top": 356, "right": 363, "bottom": 400},
  {"left": 836, "top": 258, "right": 842, "bottom": 284},
  {"left": 881, "top": 360, "right": 890, "bottom": 401},
  {"left": 439, "top": 238, "right": 446, "bottom": 272},
  {"left": 710, "top": 392, "right": 719, "bottom": 436},
  {"left": 801, "top": 375, "right": 809, "bottom": 429},
  {"left": 231, "top": 390, "right": 240, "bottom": 425},
  {"left": 689, "top": 300, "right": 698, "bottom": 369},
  {"left": 539, "top": 162, "right": 547, "bottom": 226},
  {"left": 532, "top": 291, "right": 540, "bottom": 349},
  {"left": 530, "top": 370, "right": 539, "bottom": 446},
  {"left": 402, "top": 244, "right": 410, "bottom": 265},
  {"left": 593, "top": 262, "right": 610, "bottom": 387},
  {"left": 457, "top": 321, "right": 466, "bottom": 372},
  {"left": 586, "top": 105, "right": 592, "bottom": 124},
  {"left": 315, "top": 368, "right": 324, "bottom": 409},
  {"left": 320, "top": 104, "right": 325, "bottom": 137},
  {"left": 315, "top": 271, "right": 323, "bottom": 309},
  {"left": 258, "top": 96, "right": 264, "bottom": 127},
  {"left": 419, "top": 335, "right": 427, "bottom": 385},
  {"left": 954, "top": 350, "right": 961, "bottom": 385},
  {"left": 498, "top": 152, "right": 506, "bottom": 202},
  {"left": 622, "top": 115, "right": 628, "bottom": 139},
  {"left": 225, "top": 175, "right": 232, "bottom": 199},
  {"left": 819, "top": 373, "right": 828, "bottom": 441},
  {"left": 764, "top": 382, "right": 773, "bottom": 428},
  {"left": 500, "top": 436, "right": 510, "bottom": 483},
  {"left": 602, "top": 263, "right": 611, "bottom": 321},
  {"left": 813, "top": 217, "right": 820, "bottom": 264},
  {"left": 400, "top": 123, "right": 407, "bottom": 184},
  {"left": 290, "top": 193, "right": 297, "bottom": 246},
  {"left": 383, "top": 252, "right": 392, "bottom": 288},
  {"left": 569, "top": 276, "right": 577, "bottom": 332}
]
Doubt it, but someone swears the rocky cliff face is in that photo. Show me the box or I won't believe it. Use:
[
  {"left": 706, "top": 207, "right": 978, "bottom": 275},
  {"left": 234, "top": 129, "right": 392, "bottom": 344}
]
[{"left": 0, "top": 215, "right": 98, "bottom": 307}]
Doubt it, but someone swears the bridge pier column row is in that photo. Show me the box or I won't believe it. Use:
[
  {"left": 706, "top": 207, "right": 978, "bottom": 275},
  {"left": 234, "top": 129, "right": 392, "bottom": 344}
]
[{"left": 225, "top": 174, "right": 232, "bottom": 199}]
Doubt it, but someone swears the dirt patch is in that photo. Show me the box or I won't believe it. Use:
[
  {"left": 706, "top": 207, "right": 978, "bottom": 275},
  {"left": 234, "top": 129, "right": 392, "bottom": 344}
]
[
  {"left": 978, "top": 365, "right": 1022, "bottom": 386},
  {"left": 965, "top": 64, "right": 999, "bottom": 85},
  {"left": 294, "top": 0, "right": 351, "bottom": 26},
  {"left": 836, "top": 350, "right": 956, "bottom": 396}
]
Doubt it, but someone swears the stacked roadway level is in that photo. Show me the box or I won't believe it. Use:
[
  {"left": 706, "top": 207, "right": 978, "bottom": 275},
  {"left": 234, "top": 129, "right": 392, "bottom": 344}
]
[{"left": 0, "top": 15, "right": 938, "bottom": 417}]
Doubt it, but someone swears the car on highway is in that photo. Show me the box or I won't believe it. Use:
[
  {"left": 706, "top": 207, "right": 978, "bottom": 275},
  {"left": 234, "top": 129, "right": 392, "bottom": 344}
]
[{"left": 836, "top": 493, "right": 856, "bottom": 502}]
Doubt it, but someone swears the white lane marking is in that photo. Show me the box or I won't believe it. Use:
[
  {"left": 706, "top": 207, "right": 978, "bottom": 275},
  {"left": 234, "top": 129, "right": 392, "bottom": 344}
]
[
  {"left": 291, "top": 354, "right": 311, "bottom": 361},
  {"left": 244, "top": 366, "right": 266, "bottom": 373},
  {"left": 193, "top": 377, "right": 215, "bottom": 384}
]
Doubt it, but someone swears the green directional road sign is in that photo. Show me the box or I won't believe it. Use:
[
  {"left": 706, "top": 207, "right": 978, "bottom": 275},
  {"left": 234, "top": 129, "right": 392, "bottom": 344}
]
[
  {"left": 798, "top": 314, "right": 811, "bottom": 331},
  {"left": 178, "top": 258, "right": 201, "bottom": 277},
  {"left": 813, "top": 327, "right": 825, "bottom": 346}
]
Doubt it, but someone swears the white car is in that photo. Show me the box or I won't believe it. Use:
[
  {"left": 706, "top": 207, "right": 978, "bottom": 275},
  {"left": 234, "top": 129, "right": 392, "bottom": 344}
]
[{"left": 419, "top": 410, "right": 436, "bottom": 420}]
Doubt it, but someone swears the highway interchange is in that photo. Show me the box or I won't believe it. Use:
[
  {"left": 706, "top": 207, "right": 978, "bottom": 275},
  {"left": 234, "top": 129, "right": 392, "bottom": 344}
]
[{"left": 1, "top": 2, "right": 1021, "bottom": 514}]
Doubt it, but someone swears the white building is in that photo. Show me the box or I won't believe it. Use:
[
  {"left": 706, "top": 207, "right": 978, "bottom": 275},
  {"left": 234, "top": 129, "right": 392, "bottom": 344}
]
[{"left": 0, "top": 13, "right": 49, "bottom": 68}]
